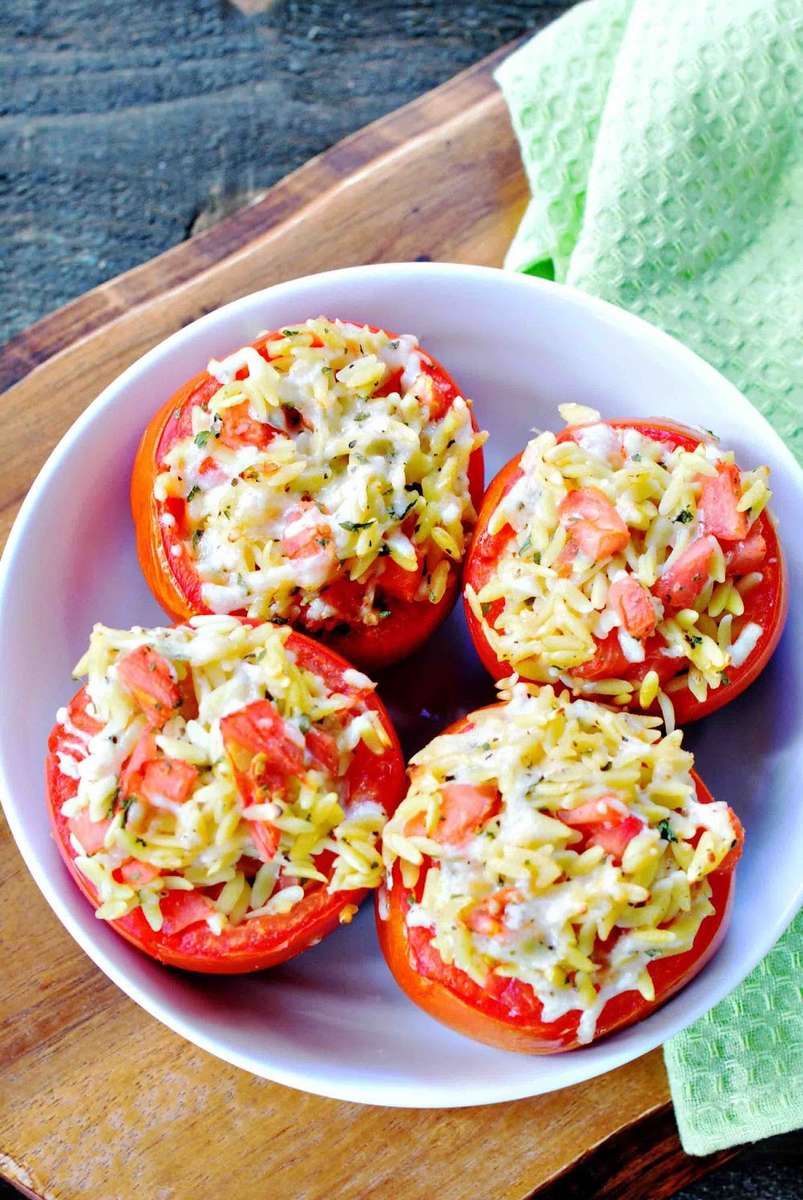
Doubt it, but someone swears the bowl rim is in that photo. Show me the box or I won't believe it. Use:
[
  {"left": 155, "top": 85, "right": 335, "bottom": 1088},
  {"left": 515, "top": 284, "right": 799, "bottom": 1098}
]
[{"left": 1, "top": 261, "right": 801, "bottom": 1107}]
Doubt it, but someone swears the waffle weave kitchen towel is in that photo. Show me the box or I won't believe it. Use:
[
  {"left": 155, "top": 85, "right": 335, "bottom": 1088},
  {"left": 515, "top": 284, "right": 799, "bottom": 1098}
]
[{"left": 495, "top": 0, "right": 802, "bottom": 1156}]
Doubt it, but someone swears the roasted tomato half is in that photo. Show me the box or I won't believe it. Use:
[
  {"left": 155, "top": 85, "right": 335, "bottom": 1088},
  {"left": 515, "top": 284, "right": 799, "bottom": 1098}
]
[
  {"left": 377, "top": 688, "right": 742, "bottom": 1053},
  {"left": 132, "top": 318, "right": 485, "bottom": 670},
  {"left": 464, "top": 416, "right": 787, "bottom": 724},
  {"left": 47, "top": 618, "right": 405, "bottom": 973}
]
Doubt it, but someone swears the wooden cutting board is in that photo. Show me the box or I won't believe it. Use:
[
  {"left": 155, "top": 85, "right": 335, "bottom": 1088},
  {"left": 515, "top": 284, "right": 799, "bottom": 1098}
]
[{"left": 0, "top": 45, "right": 737, "bottom": 1200}]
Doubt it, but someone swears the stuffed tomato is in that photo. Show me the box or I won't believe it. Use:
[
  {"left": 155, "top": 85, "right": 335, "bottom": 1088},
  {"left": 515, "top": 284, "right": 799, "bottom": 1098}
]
[
  {"left": 132, "top": 317, "right": 486, "bottom": 670},
  {"left": 464, "top": 405, "right": 787, "bottom": 727},
  {"left": 377, "top": 682, "right": 742, "bottom": 1053},
  {"left": 47, "top": 616, "right": 405, "bottom": 973}
]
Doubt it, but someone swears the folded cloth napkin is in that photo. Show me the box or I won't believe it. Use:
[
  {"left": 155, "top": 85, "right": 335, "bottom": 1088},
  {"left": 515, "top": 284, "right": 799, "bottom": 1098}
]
[{"left": 495, "top": 0, "right": 802, "bottom": 1156}]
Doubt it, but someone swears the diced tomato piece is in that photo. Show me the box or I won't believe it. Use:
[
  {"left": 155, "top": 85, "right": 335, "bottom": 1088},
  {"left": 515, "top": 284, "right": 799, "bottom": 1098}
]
[
  {"left": 119, "top": 729, "right": 158, "bottom": 797},
  {"left": 218, "top": 401, "right": 277, "bottom": 450},
  {"left": 654, "top": 535, "right": 718, "bottom": 609},
  {"left": 67, "top": 690, "right": 102, "bottom": 736},
  {"left": 305, "top": 725, "right": 340, "bottom": 775},
  {"left": 158, "top": 889, "right": 216, "bottom": 937},
  {"left": 608, "top": 576, "right": 657, "bottom": 639},
  {"left": 140, "top": 757, "right": 199, "bottom": 806},
  {"left": 117, "top": 646, "right": 181, "bottom": 728},
  {"left": 589, "top": 816, "right": 645, "bottom": 860},
  {"left": 558, "top": 795, "right": 643, "bottom": 863},
  {"left": 726, "top": 527, "right": 766, "bottom": 575},
  {"left": 197, "top": 456, "right": 226, "bottom": 485},
  {"left": 116, "top": 858, "right": 161, "bottom": 887},
  {"left": 558, "top": 794, "right": 628, "bottom": 826},
  {"left": 698, "top": 463, "right": 748, "bottom": 541},
  {"left": 68, "top": 810, "right": 111, "bottom": 855},
  {"left": 280, "top": 503, "right": 338, "bottom": 573},
  {"left": 249, "top": 821, "right": 281, "bottom": 863},
  {"left": 557, "top": 487, "right": 629, "bottom": 568},
  {"left": 405, "top": 783, "right": 500, "bottom": 847},
  {"left": 464, "top": 887, "right": 521, "bottom": 937},
  {"left": 379, "top": 552, "right": 424, "bottom": 603},
  {"left": 221, "top": 699, "right": 304, "bottom": 805}
]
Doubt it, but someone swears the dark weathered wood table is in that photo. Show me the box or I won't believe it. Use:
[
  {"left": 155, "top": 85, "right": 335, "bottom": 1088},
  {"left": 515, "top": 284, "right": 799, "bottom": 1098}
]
[{"left": 1, "top": 4, "right": 799, "bottom": 1199}]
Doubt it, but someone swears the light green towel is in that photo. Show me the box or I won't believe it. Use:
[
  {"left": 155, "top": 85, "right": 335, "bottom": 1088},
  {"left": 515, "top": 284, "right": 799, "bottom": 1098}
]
[{"left": 495, "top": 0, "right": 802, "bottom": 1156}]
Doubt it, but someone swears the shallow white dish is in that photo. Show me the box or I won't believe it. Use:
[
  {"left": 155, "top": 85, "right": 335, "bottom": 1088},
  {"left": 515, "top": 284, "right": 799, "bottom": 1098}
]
[{"left": 1, "top": 263, "right": 801, "bottom": 1107}]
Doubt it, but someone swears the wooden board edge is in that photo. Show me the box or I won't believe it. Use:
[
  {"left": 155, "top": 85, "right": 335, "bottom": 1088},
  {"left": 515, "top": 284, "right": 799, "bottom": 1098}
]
[
  {"left": 531, "top": 1101, "right": 741, "bottom": 1200},
  {"left": 0, "top": 40, "right": 519, "bottom": 394}
]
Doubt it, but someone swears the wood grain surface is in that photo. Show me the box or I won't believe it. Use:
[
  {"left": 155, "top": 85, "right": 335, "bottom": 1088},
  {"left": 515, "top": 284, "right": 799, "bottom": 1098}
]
[{"left": 0, "top": 46, "right": 737, "bottom": 1200}]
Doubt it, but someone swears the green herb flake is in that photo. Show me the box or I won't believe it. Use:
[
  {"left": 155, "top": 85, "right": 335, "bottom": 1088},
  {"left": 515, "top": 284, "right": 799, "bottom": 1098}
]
[
  {"left": 106, "top": 786, "right": 120, "bottom": 819},
  {"left": 186, "top": 485, "right": 201, "bottom": 503},
  {"left": 191, "top": 528, "right": 204, "bottom": 551},
  {"left": 121, "top": 794, "right": 135, "bottom": 828},
  {"left": 298, "top": 714, "right": 311, "bottom": 733},
  {"left": 340, "top": 519, "right": 375, "bottom": 532},
  {"left": 194, "top": 430, "right": 212, "bottom": 448},
  {"left": 378, "top": 609, "right": 392, "bottom": 619},
  {"left": 686, "top": 633, "right": 703, "bottom": 647},
  {"left": 391, "top": 498, "right": 416, "bottom": 521},
  {"left": 720, "top": 672, "right": 731, "bottom": 686},
  {"left": 657, "top": 818, "right": 677, "bottom": 843},
  {"left": 354, "top": 412, "right": 370, "bottom": 422},
  {"left": 674, "top": 509, "right": 693, "bottom": 524}
]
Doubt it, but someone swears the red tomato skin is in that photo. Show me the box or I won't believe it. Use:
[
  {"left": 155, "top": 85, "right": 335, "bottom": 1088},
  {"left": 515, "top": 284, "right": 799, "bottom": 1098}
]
[
  {"left": 46, "top": 626, "right": 406, "bottom": 974},
  {"left": 375, "top": 709, "right": 739, "bottom": 1053},
  {"left": 131, "top": 324, "right": 485, "bottom": 671},
  {"left": 463, "top": 420, "right": 788, "bottom": 724}
]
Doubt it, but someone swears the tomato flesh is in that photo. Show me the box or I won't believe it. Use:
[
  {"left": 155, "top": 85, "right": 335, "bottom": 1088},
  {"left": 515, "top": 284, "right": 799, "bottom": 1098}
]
[
  {"left": 117, "top": 859, "right": 161, "bottom": 887},
  {"left": 140, "top": 757, "right": 199, "bottom": 807},
  {"left": 557, "top": 487, "right": 629, "bottom": 567},
  {"left": 698, "top": 463, "right": 748, "bottom": 541},
  {"left": 653, "top": 535, "right": 718, "bottom": 609},
  {"left": 405, "top": 782, "right": 500, "bottom": 847},
  {"left": 218, "top": 401, "right": 279, "bottom": 450},
  {"left": 726, "top": 528, "right": 766, "bottom": 575},
  {"left": 117, "top": 646, "right": 182, "bottom": 728},
  {"left": 379, "top": 553, "right": 424, "bottom": 603},
  {"left": 608, "top": 576, "right": 656, "bottom": 639}
]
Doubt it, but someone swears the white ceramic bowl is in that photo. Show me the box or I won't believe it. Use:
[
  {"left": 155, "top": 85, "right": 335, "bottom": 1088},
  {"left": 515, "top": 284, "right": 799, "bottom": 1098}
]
[{"left": 1, "top": 263, "right": 801, "bottom": 1107}]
